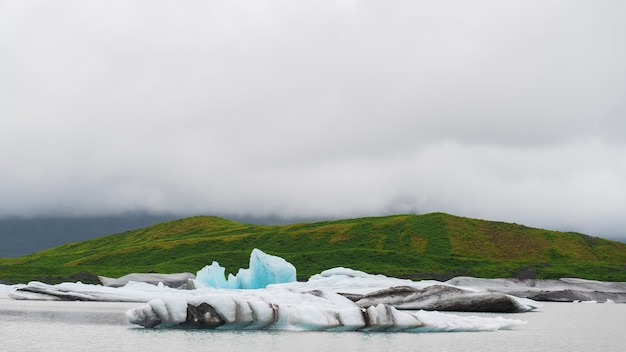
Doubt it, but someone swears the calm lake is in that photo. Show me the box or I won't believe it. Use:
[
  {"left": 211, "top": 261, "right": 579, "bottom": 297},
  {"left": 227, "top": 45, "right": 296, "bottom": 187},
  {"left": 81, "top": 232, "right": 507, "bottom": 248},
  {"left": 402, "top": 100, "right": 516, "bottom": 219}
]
[{"left": 0, "top": 297, "right": 624, "bottom": 352}]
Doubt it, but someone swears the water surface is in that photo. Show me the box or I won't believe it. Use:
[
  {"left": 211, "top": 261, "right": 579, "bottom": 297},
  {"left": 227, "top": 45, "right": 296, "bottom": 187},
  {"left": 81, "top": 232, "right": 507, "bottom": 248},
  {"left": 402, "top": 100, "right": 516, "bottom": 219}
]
[{"left": 1, "top": 298, "right": 624, "bottom": 352}]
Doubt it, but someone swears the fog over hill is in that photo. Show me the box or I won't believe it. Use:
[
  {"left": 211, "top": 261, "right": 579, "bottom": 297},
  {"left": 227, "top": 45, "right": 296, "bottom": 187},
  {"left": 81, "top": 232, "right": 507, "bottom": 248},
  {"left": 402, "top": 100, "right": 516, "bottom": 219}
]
[
  {"left": 0, "top": 213, "right": 329, "bottom": 258},
  {"left": 1, "top": 1, "right": 625, "bottom": 245},
  {"left": 0, "top": 214, "right": 182, "bottom": 257}
]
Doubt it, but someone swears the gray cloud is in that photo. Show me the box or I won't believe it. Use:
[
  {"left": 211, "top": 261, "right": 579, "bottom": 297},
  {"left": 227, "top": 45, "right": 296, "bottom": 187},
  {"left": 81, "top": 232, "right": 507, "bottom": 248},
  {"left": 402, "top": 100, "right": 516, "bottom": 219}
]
[{"left": 1, "top": 1, "right": 625, "bottom": 240}]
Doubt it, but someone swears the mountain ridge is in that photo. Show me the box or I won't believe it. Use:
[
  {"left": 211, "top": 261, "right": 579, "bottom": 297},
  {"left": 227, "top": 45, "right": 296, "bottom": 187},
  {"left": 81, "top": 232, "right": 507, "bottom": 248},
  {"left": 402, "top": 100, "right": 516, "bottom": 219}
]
[{"left": 1, "top": 212, "right": 625, "bottom": 284}]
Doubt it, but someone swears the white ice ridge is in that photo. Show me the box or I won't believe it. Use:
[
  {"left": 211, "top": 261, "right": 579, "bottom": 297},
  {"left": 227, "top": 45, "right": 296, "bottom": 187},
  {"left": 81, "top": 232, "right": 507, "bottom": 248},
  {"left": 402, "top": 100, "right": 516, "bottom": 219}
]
[
  {"left": 194, "top": 249, "right": 296, "bottom": 289},
  {"left": 126, "top": 288, "right": 526, "bottom": 332}
]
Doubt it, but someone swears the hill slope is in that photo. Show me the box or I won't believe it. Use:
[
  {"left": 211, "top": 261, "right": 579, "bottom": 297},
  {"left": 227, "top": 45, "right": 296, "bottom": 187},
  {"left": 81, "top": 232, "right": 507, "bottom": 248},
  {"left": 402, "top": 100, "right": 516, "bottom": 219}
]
[
  {"left": 1, "top": 213, "right": 625, "bottom": 284},
  {"left": 0, "top": 214, "right": 184, "bottom": 257}
]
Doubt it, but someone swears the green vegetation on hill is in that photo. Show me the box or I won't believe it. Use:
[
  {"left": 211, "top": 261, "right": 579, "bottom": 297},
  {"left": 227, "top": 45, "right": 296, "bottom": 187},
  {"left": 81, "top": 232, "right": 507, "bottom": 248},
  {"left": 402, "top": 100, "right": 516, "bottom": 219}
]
[{"left": 1, "top": 213, "right": 625, "bottom": 284}]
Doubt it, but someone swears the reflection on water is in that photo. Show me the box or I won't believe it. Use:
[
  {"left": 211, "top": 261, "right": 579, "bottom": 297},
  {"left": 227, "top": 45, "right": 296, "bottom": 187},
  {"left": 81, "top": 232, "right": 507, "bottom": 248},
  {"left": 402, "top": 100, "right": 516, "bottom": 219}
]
[{"left": 1, "top": 299, "right": 625, "bottom": 352}]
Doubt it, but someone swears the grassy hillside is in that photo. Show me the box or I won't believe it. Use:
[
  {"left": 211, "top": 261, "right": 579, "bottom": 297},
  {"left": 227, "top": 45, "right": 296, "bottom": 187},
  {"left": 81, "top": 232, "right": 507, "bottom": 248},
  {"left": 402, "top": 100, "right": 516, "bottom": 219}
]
[{"left": 1, "top": 213, "right": 625, "bottom": 284}]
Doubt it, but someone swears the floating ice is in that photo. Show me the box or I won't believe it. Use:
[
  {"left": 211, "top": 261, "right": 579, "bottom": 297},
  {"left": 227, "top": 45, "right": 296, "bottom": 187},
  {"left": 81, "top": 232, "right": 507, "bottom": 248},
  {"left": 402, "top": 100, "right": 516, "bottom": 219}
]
[
  {"left": 446, "top": 277, "right": 626, "bottom": 303},
  {"left": 123, "top": 251, "right": 533, "bottom": 330},
  {"left": 126, "top": 288, "right": 527, "bottom": 332},
  {"left": 0, "top": 283, "right": 24, "bottom": 299},
  {"left": 7, "top": 280, "right": 180, "bottom": 302},
  {"left": 99, "top": 272, "right": 196, "bottom": 288},
  {"left": 194, "top": 249, "right": 296, "bottom": 289},
  {"left": 9, "top": 249, "right": 537, "bottom": 332}
]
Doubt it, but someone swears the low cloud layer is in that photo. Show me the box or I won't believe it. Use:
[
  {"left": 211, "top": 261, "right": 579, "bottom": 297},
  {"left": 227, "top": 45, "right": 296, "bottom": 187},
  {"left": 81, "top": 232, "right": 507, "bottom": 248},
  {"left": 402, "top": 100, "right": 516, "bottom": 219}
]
[{"left": 1, "top": 1, "right": 625, "bottom": 240}]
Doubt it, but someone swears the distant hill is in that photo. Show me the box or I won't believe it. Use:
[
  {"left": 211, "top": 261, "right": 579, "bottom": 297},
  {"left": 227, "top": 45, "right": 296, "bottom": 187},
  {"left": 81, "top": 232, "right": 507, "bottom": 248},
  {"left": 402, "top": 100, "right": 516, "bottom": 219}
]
[
  {"left": 1, "top": 213, "right": 625, "bottom": 284},
  {"left": 0, "top": 213, "right": 319, "bottom": 258},
  {"left": 0, "top": 214, "right": 183, "bottom": 257}
]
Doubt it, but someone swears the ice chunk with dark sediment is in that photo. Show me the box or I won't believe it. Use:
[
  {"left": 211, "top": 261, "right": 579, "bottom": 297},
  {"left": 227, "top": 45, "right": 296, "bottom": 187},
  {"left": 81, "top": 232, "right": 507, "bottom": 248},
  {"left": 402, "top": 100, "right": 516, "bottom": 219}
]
[
  {"left": 351, "top": 285, "right": 533, "bottom": 313},
  {"left": 125, "top": 289, "right": 526, "bottom": 331},
  {"left": 446, "top": 277, "right": 626, "bottom": 303}
]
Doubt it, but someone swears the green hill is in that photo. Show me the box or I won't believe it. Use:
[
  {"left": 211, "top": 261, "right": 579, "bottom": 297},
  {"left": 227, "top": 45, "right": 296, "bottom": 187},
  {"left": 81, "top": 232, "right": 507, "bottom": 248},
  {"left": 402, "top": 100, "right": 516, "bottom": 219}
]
[{"left": 1, "top": 213, "right": 625, "bottom": 284}]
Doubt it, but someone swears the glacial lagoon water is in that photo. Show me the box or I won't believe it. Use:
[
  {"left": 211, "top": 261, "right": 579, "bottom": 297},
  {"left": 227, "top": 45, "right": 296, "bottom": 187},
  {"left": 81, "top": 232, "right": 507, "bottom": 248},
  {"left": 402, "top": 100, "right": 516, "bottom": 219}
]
[{"left": 0, "top": 298, "right": 624, "bottom": 352}]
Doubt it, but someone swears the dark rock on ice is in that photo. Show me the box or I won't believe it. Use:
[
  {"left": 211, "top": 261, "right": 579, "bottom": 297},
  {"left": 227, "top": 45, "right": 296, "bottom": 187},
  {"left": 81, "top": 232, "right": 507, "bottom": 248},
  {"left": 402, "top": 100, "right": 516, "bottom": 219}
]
[{"left": 186, "top": 303, "right": 226, "bottom": 327}]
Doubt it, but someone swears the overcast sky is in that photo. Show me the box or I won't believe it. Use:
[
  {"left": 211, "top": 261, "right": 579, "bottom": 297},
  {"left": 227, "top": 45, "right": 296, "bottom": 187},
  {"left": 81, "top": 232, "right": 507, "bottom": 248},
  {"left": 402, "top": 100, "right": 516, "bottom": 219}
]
[{"left": 1, "top": 1, "right": 625, "bottom": 241}]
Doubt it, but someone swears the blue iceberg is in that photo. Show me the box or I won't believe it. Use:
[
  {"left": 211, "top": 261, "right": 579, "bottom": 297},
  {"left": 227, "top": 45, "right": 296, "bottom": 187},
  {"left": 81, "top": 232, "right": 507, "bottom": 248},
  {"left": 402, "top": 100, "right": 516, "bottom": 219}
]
[{"left": 194, "top": 248, "right": 296, "bottom": 289}]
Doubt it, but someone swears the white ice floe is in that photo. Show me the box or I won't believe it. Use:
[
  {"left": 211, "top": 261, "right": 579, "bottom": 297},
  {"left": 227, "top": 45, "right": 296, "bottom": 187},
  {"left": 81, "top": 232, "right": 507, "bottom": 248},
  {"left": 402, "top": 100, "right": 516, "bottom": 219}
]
[
  {"left": 446, "top": 277, "right": 626, "bottom": 303},
  {"left": 9, "top": 249, "right": 535, "bottom": 331},
  {"left": 99, "top": 272, "right": 196, "bottom": 288},
  {"left": 0, "top": 283, "right": 24, "bottom": 299},
  {"left": 125, "top": 288, "right": 526, "bottom": 332},
  {"left": 9, "top": 280, "right": 183, "bottom": 302}
]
